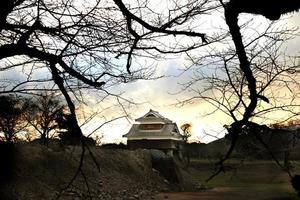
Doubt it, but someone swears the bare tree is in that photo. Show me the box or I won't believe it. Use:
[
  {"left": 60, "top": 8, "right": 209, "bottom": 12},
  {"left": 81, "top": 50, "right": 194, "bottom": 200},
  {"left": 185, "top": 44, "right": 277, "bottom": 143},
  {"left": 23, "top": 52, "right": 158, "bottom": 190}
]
[
  {"left": 0, "top": 0, "right": 219, "bottom": 138},
  {"left": 169, "top": 0, "right": 300, "bottom": 183},
  {"left": 26, "top": 92, "right": 66, "bottom": 144},
  {"left": 0, "top": 1, "right": 222, "bottom": 198},
  {"left": 0, "top": 0, "right": 144, "bottom": 140},
  {"left": 0, "top": 0, "right": 299, "bottom": 197},
  {"left": 101, "top": 1, "right": 300, "bottom": 195},
  {"left": 0, "top": 95, "right": 29, "bottom": 142}
]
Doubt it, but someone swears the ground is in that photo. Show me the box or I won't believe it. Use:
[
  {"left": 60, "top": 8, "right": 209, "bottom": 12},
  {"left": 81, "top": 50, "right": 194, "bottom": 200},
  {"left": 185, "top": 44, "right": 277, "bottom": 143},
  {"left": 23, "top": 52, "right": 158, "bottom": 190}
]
[
  {"left": 152, "top": 159, "right": 300, "bottom": 200},
  {"left": 1, "top": 142, "right": 300, "bottom": 199},
  {"left": 0, "top": 142, "right": 171, "bottom": 200}
]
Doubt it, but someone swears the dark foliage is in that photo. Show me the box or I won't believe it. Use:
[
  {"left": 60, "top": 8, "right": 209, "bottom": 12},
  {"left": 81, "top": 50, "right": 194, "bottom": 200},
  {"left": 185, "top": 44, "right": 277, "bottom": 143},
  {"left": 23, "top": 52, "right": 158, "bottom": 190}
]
[
  {"left": 291, "top": 175, "right": 300, "bottom": 196},
  {"left": 184, "top": 143, "right": 207, "bottom": 158},
  {"left": 54, "top": 112, "right": 95, "bottom": 145},
  {"left": 0, "top": 95, "right": 28, "bottom": 142},
  {"left": 59, "top": 132, "right": 96, "bottom": 146},
  {"left": 56, "top": 113, "right": 81, "bottom": 137},
  {"left": 0, "top": 141, "right": 15, "bottom": 185}
]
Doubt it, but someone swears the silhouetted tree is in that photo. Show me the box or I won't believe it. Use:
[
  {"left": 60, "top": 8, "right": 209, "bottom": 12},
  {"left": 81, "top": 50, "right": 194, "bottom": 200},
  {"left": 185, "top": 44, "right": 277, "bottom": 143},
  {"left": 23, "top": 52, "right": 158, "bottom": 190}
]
[
  {"left": 212, "top": 0, "right": 299, "bottom": 180},
  {"left": 180, "top": 123, "right": 192, "bottom": 142},
  {"left": 0, "top": 95, "right": 28, "bottom": 142},
  {"left": 180, "top": 123, "right": 192, "bottom": 165},
  {"left": 55, "top": 111, "right": 95, "bottom": 145},
  {"left": 0, "top": 0, "right": 159, "bottom": 142},
  {"left": 0, "top": 1, "right": 219, "bottom": 198},
  {"left": 0, "top": 0, "right": 298, "bottom": 143},
  {"left": 26, "top": 92, "right": 66, "bottom": 144},
  {"left": 165, "top": 0, "right": 300, "bottom": 182}
]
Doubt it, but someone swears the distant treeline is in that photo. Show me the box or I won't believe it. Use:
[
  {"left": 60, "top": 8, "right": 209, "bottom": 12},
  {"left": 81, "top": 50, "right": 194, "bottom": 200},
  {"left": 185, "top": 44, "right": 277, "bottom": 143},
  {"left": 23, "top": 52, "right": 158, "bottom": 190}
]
[{"left": 185, "top": 128, "right": 300, "bottom": 160}]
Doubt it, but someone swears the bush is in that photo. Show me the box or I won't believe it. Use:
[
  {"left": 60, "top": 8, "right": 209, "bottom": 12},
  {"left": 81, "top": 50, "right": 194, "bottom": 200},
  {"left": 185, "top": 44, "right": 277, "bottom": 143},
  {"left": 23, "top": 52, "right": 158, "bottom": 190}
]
[
  {"left": 291, "top": 175, "right": 300, "bottom": 196},
  {"left": 59, "top": 132, "right": 96, "bottom": 146},
  {"left": 0, "top": 141, "right": 16, "bottom": 185}
]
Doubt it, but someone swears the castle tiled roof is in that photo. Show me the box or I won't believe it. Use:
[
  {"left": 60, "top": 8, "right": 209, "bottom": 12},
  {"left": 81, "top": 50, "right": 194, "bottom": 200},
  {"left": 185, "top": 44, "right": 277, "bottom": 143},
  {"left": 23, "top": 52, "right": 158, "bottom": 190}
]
[{"left": 124, "top": 109, "right": 183, "bottom": 141}]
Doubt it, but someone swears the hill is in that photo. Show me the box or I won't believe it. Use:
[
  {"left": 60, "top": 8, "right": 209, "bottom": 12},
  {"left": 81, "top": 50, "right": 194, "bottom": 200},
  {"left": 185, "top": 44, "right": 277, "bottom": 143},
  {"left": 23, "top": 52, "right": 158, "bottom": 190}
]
[
  {"left": 0, "top": 142, "right": 182, "bottom": 200},
  {"left": 186, "top": 127, "right": 300, "bottom": 160}
]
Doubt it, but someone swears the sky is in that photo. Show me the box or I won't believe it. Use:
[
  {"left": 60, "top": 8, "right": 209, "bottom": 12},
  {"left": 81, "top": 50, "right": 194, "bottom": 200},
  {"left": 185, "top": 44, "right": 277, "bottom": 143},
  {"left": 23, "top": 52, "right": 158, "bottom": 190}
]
[
  {"left": 0, "top": 2, "right": 299, "bottom": 144},
  {"left": 86, "top": 11, "right": 300, "bottom": 144}
]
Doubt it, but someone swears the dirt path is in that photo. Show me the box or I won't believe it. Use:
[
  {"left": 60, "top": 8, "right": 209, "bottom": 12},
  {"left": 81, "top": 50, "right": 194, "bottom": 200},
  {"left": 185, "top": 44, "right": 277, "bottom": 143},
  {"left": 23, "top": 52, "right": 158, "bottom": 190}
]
[{"left": 152, "top": 187, "right": 234, "bottom": 200}]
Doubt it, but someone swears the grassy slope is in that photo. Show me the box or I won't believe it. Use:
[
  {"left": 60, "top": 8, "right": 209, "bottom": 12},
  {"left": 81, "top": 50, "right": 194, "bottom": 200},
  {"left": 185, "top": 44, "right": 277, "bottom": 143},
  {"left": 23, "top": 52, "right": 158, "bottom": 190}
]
[
  {"left": 3, "top": 141, "right": 300, "bottom": 200},
  {"left": 0, "top": 142, "right": 169, "bottom": 200},
  {"left": 187, "top": 159, "right": 300, "bottom": 200}
]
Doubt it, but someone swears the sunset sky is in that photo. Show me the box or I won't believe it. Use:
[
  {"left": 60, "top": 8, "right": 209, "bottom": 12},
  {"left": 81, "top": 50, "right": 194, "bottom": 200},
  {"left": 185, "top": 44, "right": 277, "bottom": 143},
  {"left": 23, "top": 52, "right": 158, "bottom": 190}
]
[
  {"left": 1, "top": 2, "right": 299, "bottom": 144},
  {"left": 79, "top": 12, "right": 300, "bottom": 144}
]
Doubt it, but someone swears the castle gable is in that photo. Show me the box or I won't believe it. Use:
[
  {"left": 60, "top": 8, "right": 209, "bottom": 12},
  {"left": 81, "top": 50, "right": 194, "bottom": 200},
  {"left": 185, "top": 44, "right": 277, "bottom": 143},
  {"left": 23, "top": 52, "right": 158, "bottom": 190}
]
[
  {"left": 135, "top": 109, "right": 172, "bottom": 123},
  {"left": 124, "top": 109, "right": 183, "bottom": 141}
]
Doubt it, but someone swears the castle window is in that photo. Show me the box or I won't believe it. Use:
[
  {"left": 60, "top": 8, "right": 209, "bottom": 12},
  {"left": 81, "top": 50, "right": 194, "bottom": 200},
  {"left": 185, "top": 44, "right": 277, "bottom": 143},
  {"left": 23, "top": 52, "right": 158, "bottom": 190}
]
[
  {"left": 146, "top": 114, "right": 156, "bottom": 118},
  {"left": 139, "top": 124, "right": 164, "bottom": 130}
]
